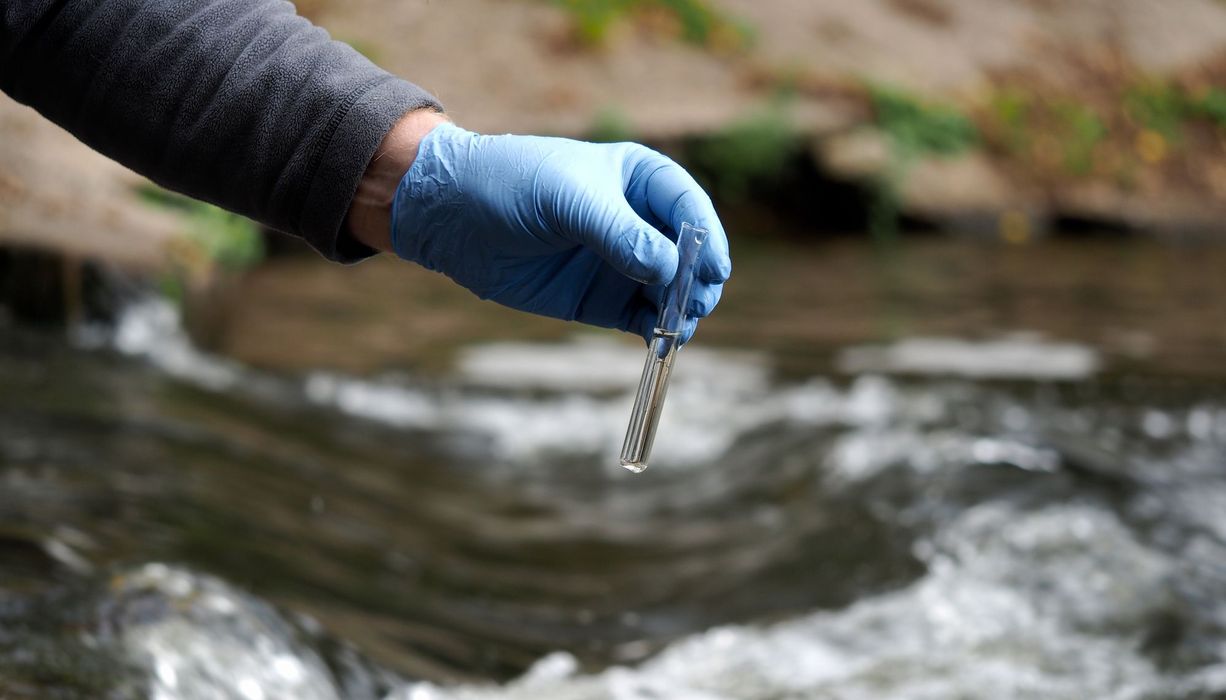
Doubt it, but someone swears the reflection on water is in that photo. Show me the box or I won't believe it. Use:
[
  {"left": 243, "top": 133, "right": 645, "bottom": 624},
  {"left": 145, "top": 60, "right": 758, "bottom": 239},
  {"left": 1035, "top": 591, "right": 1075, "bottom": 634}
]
[{"left": 2, "top": 236, "right": 1226, "bottom": 699}]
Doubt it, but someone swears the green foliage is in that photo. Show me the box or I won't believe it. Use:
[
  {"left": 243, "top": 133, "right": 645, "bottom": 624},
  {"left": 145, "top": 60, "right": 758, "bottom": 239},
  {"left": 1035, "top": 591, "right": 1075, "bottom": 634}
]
[
  {"left": 1052, "top": 101, "right": 1107, "bottom": 175},
  {"left": 559, "top": 0, "right": 623, "bottom": 45},
  {"left": 865, "top": 86, "right": 976, "bottom": 239},
  {"left": 657, "top": 0, "right": 722, "bottom": 44},
  {"left": 185, "top": 205, "right": 264, "bottom": 269},
  {"left": 553, "top": 0, "right": 751, "bottom": 49},
  {"left": 137, "top": 184, "right": 264, "bottom": 270},
  {"left": 688, "top": 109, "right": 802, "bottom": 200},
  {"left": 982, "top": 79, "right": 1225, "bottom": 180},
  {"left": 986, "top": 88, "right": 1033, "bottom": 153},
  {"left": 1125, "top": 81, "right": 1226, "bottom": 136},
  {"left": 587, "top": 107, "right": 637, "bottom": 143},
  {"left": 870, "top": 86, "right": 978, "bottom": 158},
  {"left": 159, "top": 271, "right": 187, "bottom": 307},
  {"left": 1124, "top": 82, "right": 1188, "bottom": 140},
  {"left": 982, "top": 88, "right": 1103, "bottom": 174},
  {"left": 1197, "top": 88, "right": 1226, "bottom": 128}
]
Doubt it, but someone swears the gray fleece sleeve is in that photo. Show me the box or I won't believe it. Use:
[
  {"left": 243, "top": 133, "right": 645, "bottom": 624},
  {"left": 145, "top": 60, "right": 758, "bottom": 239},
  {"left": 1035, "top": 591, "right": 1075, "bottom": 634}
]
[{"left": 0, "top": 0, "right": 443, "bottom": 262}]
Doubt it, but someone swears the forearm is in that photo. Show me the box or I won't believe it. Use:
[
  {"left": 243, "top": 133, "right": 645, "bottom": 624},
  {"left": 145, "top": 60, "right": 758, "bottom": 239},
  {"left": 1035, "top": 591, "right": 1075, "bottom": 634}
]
[{"left": 0, "top": 0, "right": 442, "bottom": 262}]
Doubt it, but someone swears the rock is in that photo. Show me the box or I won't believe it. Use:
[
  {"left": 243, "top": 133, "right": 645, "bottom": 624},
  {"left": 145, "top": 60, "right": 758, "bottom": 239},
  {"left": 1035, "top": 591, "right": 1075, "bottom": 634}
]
[
  {"left": 815, "top": 131, "right": 1041, "bottom": 236},
  {"left": 0, "top": 563, "right": 397, "bottom": 700},
  {"left": 1054, "top": 182, "right": 1226, "bottom": 237},
  {"left": 109, "top": 564, "right": 348, "bottom": 700},
  {"left": 813, "top": 129, "right": 893, "bottom": 179},
  {"left": 899, "top": 152, "right": 1014, "bottom": 214}
]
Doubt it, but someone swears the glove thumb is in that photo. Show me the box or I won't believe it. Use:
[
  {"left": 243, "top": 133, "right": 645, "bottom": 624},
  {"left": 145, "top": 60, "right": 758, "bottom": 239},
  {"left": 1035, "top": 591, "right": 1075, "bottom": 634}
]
[{"left": 578, "top": 202, "right": 678, "bottom": 286}]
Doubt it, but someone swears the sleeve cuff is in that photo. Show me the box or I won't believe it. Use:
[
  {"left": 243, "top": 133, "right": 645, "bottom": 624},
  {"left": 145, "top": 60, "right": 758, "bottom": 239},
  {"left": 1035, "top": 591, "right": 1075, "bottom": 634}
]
[{"left": 298, "top": 75, "right": 443, "bottom": 263}]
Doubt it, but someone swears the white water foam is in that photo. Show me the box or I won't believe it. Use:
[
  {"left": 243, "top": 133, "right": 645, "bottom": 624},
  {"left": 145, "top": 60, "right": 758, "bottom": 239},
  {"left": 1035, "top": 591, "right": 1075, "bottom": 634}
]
[
  {"left": 837, "top": 335, "right": 1100, "bottom": 380},
  {"left": 97, "top": 300, "right": 1102, "bottom": 469},
  {"left": 301, "top": 357, "right": 930, "bottom": 468},
  {"left": 101, "top": 300, "right": 819, "bottom": 467},
  {"left": 102, "top": 298, "right": 244, "bottom": 391},
  {"left": 114, "top": 563, "right": 344, "bottom": 700},
  {"left": 304, "top": 335, "right": 854, "bottom": 468},
  {"left": 392, "top": 503, "right": 1220, "bottom": 700}
]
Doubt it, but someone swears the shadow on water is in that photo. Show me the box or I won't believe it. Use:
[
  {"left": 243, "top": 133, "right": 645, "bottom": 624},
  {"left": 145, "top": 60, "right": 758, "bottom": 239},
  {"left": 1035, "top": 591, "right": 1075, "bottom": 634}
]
[{"left": 2, "top": 235, "right": 1226, "bottom": 698}]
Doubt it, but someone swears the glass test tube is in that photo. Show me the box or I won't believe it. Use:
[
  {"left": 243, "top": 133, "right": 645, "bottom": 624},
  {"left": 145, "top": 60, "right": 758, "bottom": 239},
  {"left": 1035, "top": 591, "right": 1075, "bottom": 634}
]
[{"left": 620, "top": 222, "right": 709, "bottom": 473}]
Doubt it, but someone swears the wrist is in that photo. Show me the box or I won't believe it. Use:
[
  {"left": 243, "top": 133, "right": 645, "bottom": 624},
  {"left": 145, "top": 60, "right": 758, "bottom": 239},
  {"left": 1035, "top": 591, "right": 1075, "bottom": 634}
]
[{"left": 345, "top": 108, "right": 450, "bottom": 253}]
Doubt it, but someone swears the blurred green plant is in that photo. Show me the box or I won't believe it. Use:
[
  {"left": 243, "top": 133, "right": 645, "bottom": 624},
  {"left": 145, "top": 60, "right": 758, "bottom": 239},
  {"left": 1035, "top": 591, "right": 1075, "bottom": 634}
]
[
  {"left": 870, "top": 86, "right": 978, "bottom": 158},
  {"left": 866, "top": 86, "right": 977, "bottom": 240},
  {"left": 1195, "top": 87, "right": 1226, "bottom": 128},
  {"left": 663, "top": 0, "right": 755, "bottom": 47},
  {"left": 980, "top": 77, "right": 1226, "bottom": 182},
  {"left": 986, "top": 88, "right": 1033, "bottom": 154},
  {"left": 1125, "top": 81, "right": 1226, "bottom": 138},
  {"left": 983, "top": 89, "right": 1113, "bottom": 176},
  {"left": 586, "top": 107, "right": 637, "bottom": 143},
  {"left": 558, "top": 0, "right": 619, "bottom": 44},
  {"left": 1052, "top": 101, "right": 1107, "bottom": 175},
  {"left": 137, "top": 184, "right": 264, "bottom": 270},
  {"left": 553, "top": 0, "right": 752, "bottom": 50},
  {"left": 1124, "top": 82, "right": 1188, "bottom": 141},
  {"left": 688, "top": 107, "right": 802, "bottom": 201},
  {"left": 159, "top": 268, "right": 188, "bottom": 307}
]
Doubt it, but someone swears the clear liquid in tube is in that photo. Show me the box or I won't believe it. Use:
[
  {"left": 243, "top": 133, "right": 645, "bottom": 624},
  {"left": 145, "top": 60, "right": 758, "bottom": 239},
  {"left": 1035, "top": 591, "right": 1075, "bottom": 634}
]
[{"left": 619, "top": 331, "right": 678, "bottom": 472}]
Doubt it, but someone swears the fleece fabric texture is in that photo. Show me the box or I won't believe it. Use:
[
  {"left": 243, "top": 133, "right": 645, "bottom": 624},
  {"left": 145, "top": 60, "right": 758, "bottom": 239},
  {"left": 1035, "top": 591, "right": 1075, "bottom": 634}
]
[{"left": 0, "top": 0, "right": 442, "bottom": 262}]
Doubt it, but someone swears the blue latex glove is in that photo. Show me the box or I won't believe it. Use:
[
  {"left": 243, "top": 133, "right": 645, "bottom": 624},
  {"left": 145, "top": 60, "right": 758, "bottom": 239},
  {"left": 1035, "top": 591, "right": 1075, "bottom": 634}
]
[{"left": 390, "top": 122, "right": 731, "bottom": 343}]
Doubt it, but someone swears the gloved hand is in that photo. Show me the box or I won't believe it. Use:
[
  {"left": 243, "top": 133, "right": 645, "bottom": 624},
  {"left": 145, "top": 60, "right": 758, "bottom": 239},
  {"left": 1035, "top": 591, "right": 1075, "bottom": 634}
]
[{"left": 389, "top": 122, "right": 731, "bottom": 343}]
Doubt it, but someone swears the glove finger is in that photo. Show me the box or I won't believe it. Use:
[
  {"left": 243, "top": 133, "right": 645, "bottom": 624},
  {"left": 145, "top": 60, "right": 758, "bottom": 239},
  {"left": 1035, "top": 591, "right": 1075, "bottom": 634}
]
[
  {"left": 686, "top": 281, "right": 723, "bottom": 319},
  {"left": 678, "top": 317, "right": 699, "bottom": 345},
  {"left": 633, "top": 151, "right": 733, "bottom": 284},
  {"left": 574, "top": 200, "right": 679, "bottom": 287}
]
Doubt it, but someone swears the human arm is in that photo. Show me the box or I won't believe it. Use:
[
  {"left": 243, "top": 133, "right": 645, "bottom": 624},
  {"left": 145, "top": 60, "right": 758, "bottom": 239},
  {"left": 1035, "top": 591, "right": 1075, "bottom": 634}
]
[
  {"left": 0, "top": 0, "right": 440, "bottom": 261},
  {"left": 1, "top": 0, "right": 730, "bottom": 340}
]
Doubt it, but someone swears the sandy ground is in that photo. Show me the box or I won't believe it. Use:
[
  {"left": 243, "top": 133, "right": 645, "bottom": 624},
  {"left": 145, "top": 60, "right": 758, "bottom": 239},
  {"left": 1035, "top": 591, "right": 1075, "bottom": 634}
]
[{"left": 2, "top": 0, "right": 1225, "bottom": 266}]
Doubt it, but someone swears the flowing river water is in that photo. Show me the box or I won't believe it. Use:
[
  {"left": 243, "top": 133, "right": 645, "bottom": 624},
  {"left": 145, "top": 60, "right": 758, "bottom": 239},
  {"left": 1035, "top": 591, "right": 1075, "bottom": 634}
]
[{"left": 1, "top": 236, "right": 1225, "bottom": 699}]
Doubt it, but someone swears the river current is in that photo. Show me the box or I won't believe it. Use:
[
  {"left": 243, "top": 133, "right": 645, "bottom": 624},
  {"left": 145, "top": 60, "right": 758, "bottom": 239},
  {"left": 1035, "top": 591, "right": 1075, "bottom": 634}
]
[{"left": 2, "top": 238, "right": 1226, "bottom": 699}]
